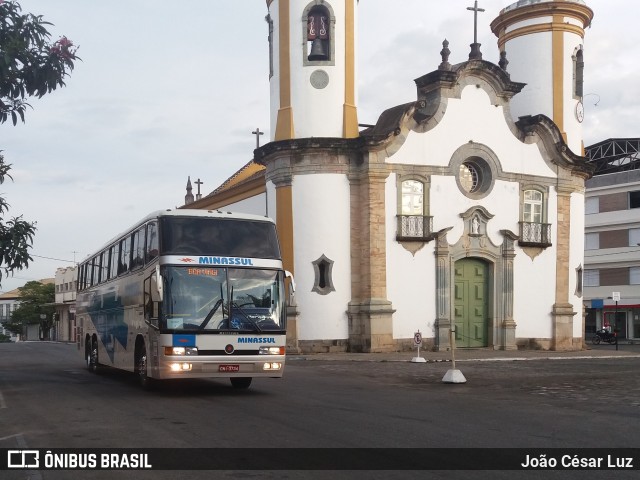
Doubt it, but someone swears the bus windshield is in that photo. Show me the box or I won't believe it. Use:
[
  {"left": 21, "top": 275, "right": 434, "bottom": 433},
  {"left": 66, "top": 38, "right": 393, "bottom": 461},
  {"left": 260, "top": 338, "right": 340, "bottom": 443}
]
[
  {"left": 162, "top": 266, "right": 285, "bottom": 332},
  {"left": 160, "top": 217, "right": 281, "bottom": 259}
]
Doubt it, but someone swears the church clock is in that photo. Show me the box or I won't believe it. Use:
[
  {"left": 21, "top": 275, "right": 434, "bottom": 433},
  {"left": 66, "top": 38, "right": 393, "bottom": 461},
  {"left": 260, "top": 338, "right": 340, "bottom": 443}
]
[{"left": 575, "top": 101, "right": 584, "bottom": 123}]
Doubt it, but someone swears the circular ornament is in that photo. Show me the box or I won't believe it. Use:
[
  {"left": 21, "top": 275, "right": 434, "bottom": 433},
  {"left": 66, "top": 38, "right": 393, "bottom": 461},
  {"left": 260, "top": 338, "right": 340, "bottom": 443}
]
[{"left": 310, "top": 69, "right": 329, "bottom": 89}]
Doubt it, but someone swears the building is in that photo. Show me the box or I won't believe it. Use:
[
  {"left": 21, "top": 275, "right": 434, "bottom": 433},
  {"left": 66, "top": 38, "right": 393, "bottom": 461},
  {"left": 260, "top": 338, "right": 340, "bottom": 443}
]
[
  {"left": 0, "top": 287, "right": 21, "bottom": 341},
  {"left": 0, "top": 278, "right": 55, "bottom": 341},
  {"left": 53, "top": 266, "right": 77, "bottom": 342},
  {"left": 183, "top": 0, "right": 595, "bottom": 353},
  {"left": 584, "top": 138, "right": 640, "bottom": 341}
]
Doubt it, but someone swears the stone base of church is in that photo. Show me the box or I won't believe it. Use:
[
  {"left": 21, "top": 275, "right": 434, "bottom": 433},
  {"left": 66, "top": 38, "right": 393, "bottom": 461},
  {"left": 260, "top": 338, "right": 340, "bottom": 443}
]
[
  {"left": 290, "top": 336, "right": 587, "bottom": 354},
  {"left": 551, "top": 303, "right": 578, "bottom": 351},
  {"left": 285, "top": 305, "right": 301, "bottom": 354},
  {"left": 297, "top": 339, "right": 349, "bottom": 354},
  {"left": 346, "top": 299, "right": 396, "bottom": 353}
]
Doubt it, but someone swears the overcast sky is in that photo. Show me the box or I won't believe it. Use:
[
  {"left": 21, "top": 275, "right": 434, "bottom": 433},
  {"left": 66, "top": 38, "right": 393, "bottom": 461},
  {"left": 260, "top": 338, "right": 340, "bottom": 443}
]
[{"left": 1, "top": 0, "right": 637, "bottom": 293}]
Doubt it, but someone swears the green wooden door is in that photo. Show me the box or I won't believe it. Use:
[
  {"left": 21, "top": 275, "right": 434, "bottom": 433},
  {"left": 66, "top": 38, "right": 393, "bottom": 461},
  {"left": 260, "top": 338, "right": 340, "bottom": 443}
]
[{"left": 454, "top": 258, "right": 489, "bottom": 348}]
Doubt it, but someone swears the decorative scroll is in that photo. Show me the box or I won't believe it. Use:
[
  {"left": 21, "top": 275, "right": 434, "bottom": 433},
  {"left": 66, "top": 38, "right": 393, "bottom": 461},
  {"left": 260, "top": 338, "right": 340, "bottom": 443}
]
[{"left": 307, "top": 14, "right": 328, "bottom": 40}]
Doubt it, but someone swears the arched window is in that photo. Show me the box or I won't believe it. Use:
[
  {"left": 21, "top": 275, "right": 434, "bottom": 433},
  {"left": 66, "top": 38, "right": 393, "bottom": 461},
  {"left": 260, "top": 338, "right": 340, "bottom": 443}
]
[
  {"left": 573, "top": 47, "right": 584, "bottom": 99},
  {"left": 307, "top": 6, "right": 330, "bottom": 61},
  {"left": 401, "top": 180, "right": 424, "bottom": 215},
  {"left": 523, "top": 189, "right": 543, "bottom": 223},
  {"left": 303, "top": 2, "right": 335, "bottom": 66},
  {"left": 397, "top": 178, "right": 432, "bottom": 241},
  {"left": 519, "top": 188, "right": 551, "bottom": 247}
]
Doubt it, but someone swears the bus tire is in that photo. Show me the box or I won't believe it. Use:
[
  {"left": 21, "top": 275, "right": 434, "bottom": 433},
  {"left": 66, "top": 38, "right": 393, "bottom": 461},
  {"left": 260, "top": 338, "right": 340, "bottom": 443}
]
[
  {"left": 136, "top": 342, "right": 153, "bottom": 390},
  {"left": 230, "top": 377, "right": 252, "bottom": 389},
  {"left": 87, "top": 337, "right": 100, "bottom": 373}
]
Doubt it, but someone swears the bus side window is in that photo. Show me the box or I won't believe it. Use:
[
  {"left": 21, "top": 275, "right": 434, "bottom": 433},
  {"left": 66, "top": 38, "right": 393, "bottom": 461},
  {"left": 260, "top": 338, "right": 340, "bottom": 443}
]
[
  {"left": 119, "top": 236, "right": 131, "bottom": 275},
  {"left": 109, "top": 244, "right": 119, "bottom": 279},
  {"left": 145, "top": 221, "right": 159, "bottom": 263},
  {"left": 131, "top": 227, "right": 145, "bottom": 270}
]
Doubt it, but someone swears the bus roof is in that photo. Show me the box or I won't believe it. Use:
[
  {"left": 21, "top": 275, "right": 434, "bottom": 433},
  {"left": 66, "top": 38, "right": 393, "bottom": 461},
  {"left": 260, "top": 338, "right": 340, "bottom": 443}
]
[{"left": 81, "top": 209, "right": 276, "bottom": 264}]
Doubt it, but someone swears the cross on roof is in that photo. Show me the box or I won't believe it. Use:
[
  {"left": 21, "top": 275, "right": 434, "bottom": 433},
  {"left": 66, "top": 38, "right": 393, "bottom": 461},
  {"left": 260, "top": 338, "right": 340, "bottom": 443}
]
[
  {"left": 252, "top": 128, "right": 264, "bottom": 149},
  {"left": 194, "top": 178, "right": 203, "bottom": 196},
  {"left": 467, "top": 1, "right": 485, "bottom": 45}
]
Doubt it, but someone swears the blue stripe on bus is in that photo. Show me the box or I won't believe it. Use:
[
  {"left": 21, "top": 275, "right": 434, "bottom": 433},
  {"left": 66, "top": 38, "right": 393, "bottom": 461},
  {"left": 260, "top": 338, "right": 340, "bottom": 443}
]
[{"left": 173, "top": 334, "right": 196, "bottom": 347}]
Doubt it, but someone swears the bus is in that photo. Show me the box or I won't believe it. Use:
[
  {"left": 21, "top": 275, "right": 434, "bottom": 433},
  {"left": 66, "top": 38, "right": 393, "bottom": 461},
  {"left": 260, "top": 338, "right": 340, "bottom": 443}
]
[{"left": 76, "top": 209, "right": 291, "bottom": 389}]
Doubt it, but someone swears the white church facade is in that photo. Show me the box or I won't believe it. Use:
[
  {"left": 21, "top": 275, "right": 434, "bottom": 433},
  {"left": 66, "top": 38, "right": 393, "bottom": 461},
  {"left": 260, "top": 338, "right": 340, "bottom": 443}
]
[{"left": 184, "top": 0, "right": 595, "bottom": 353}]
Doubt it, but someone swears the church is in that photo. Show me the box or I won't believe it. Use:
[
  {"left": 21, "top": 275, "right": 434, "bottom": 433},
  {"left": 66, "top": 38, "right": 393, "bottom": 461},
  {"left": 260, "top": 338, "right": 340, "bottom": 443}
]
[{"left": 182, "top": 0, "right": 595, "bottom": 353}]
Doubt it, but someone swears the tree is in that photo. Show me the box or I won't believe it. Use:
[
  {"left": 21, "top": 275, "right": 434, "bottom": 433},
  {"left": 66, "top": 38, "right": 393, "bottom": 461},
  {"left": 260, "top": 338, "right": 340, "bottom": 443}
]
[
  {"left": 6, "top": 280, "right": 55, "bottom": 339},
  {"left": 0, "top": 1, "right": 78, "bottom": 286}
]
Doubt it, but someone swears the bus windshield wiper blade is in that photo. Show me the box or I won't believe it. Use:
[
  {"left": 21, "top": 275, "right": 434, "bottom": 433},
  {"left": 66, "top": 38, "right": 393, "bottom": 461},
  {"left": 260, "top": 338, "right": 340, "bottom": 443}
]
[
  {"left": 232, "top": 302, "right": 263, "bottom": 332},
  {"left": 199, "top": 299, "right": 222, "bottom": 330}
]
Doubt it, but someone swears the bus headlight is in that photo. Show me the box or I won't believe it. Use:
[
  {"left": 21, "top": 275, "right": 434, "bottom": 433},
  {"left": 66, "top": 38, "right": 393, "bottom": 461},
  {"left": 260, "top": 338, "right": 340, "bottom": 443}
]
[
  {"left": 169, "top": 362, "right": 192, "bottom": 372},
  {"left": 259, "top": 346, "right": 285, "bottom": 355},
  {"left": 164, "top": 347, "right": 198, "bottom": 356},
  {"left": 263, "top": 362, "right": 282, "bottom": 371}
]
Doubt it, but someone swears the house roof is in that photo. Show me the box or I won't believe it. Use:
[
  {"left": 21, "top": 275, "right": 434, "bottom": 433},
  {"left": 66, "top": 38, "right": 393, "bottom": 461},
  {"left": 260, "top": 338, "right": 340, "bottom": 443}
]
[
  {"left": 0, "top": 278, "right": 55, "bottom": 300},
  {"left": 209, "top": 161, "right": 265, "bottom": 197}
]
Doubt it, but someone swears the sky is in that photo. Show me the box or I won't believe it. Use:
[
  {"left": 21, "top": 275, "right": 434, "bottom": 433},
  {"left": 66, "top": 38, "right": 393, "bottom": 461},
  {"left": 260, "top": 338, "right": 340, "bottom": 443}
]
[{"left": 1, "top": 0, "right": 638, "bottom": 293}]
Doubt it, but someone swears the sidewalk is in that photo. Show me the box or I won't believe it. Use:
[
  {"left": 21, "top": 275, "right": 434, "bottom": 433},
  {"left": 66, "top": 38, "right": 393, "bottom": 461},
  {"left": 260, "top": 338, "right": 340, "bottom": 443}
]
[{"left": 289, "top": 343, "right": 640, "bottom": 363}]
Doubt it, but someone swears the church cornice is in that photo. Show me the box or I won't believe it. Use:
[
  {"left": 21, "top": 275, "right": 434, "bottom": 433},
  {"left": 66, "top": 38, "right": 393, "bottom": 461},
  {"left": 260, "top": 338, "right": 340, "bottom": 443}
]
[
  {"left": 516, "top": 114, "right": 595, "bottom": 179},
  {"left": 490, "top": 1, "right": 594, "bottom": 38},
  {"left": 414, "top": 60, "right": 526, "bottom": 101},
  {"left": 254, "top": 137, "right": 362, "bottom": 164}
]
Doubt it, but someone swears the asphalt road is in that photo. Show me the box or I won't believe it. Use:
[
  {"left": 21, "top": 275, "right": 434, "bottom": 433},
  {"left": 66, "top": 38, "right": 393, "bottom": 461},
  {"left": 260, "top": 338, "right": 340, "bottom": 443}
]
[{"left": 0, "top": 342, "right": 638, "bottom": 480}]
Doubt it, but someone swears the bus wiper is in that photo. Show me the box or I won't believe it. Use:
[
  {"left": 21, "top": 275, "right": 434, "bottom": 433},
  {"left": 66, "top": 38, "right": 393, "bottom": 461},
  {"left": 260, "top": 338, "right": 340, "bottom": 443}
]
[
  {"left": 199, "top": 299, "right": 222, "bottom": 330},
  {"left": 230, "top": 286, "right": 262, "bottom": 332}
]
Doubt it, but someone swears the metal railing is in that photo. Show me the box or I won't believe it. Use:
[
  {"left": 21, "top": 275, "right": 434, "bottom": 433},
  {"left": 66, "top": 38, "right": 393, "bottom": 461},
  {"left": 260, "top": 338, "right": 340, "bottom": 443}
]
[
  {"left": 519, "top": 221, "right": 552, "bottom": 247},
  {"left": 396, "top": 215, "right": 434, "bottom": 241}
]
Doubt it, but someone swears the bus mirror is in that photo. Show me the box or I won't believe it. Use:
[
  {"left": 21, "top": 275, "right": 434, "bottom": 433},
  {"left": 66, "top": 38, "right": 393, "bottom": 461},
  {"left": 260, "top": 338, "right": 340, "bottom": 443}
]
[
  {"left": 153, "top": 265, "right": 163, "bottom": 301},
  {"left": 285, "top": 270, "right": 295, "bottom": 293}
]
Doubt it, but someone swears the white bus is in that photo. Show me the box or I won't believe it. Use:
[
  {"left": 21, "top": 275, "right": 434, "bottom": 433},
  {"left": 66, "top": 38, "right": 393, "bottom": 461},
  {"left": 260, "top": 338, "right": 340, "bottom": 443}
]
[{"left": 76, "top": 209, "right": 291, "bottom": 389}]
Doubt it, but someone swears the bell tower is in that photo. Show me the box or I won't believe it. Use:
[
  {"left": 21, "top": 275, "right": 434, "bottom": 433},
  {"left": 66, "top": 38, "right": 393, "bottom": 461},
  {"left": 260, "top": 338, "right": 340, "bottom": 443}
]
[
  {"left": 490, "top": 0, "right": 594, "bottom": 154},
  {"left": 266, "top": 0, "right": 358, "bottom": 140}
]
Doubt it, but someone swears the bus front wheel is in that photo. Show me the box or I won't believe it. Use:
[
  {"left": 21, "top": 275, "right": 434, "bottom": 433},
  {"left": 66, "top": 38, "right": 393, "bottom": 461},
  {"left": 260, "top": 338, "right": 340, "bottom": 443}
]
[
  {"left": 136, "top": 342, "right": 153, "bottom": 389},
  {"left": 230, "top": 377, "right": 252, "bottom": 389}
]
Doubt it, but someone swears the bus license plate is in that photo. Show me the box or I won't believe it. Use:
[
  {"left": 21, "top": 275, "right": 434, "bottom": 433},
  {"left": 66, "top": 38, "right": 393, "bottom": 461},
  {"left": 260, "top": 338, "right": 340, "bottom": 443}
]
[{"left": 219, "top": 365, "right": 240, "bottom": 372}]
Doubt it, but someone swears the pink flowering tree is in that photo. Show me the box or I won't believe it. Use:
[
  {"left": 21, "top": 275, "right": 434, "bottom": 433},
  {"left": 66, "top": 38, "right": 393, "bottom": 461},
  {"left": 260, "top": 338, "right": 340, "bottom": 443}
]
[{"left": 0, "top": 0, "right": 79, "bottom": 286}]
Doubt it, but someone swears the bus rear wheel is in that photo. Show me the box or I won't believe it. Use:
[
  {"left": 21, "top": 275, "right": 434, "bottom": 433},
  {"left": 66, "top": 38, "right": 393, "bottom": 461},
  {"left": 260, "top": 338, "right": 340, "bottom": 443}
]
[
  {"left": 87, "top": 338, "right": 99, "bottom": 373},
  {"left": 230, "top": 377, "right": 252, "bottom": 389}
]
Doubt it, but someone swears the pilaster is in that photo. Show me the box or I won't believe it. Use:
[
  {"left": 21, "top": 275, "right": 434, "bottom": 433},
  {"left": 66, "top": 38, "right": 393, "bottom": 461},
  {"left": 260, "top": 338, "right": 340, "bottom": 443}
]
[{"left": 347, "top": 164, "right": 395, "bottom": 352}]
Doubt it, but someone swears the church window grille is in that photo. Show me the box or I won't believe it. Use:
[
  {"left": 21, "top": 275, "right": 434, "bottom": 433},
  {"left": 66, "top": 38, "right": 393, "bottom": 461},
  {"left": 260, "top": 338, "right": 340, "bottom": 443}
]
[
  {"left": 397, "top": 178, "right": 433, "bottom": 241},
  {"left": 453, "top": 156, "right": 493, "bottom": 199},
  {"left": 459, "top": 162, "right": 481, "bottom": 193},
  {"left": 312, "top": 254, "right": 335, "bottom": 295},
  {"left": 519, "top": 187, "right": 551, "bottom": 247},
  {"left": 302, "top": 2, "right": 335, "bottom": 66}
]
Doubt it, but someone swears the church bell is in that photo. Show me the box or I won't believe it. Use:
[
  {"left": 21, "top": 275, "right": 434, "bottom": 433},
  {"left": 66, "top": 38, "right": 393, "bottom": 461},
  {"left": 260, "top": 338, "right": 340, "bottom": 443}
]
[{"left": 308, "top": 38, "right": 328, "bottom": 61}]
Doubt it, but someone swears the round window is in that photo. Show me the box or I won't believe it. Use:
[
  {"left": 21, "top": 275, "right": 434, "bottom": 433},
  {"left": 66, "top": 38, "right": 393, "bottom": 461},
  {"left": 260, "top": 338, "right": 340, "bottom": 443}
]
[{"left": 459, "top": 162, "right": 481, "bottom": 193}]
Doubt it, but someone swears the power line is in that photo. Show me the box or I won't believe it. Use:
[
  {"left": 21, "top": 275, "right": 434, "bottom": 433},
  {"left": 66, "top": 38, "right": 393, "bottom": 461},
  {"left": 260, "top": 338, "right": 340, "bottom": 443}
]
[{"left": 30, "top": 254, "right": 76, "bottom": 263}]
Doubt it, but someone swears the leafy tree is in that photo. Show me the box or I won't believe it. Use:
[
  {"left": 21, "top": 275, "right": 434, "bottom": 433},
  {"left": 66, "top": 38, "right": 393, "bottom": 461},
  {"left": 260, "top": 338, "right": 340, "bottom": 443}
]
[
  {"left": 0, "top": 1, "right": 78, "bottom": 286},
  {"left": 6, "top": 280, "right": 55, "bottom": 339}
]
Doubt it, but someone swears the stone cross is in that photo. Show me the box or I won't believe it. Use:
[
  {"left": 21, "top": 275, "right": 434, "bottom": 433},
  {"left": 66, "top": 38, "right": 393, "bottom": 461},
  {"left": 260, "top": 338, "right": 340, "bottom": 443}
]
[
  {"left": 467, "top": 1, "right": 485, "bottom": 45},
  {"left": 252, "top": 128, "right": 264, "bottom": 149}
]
